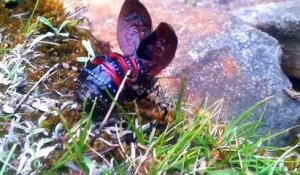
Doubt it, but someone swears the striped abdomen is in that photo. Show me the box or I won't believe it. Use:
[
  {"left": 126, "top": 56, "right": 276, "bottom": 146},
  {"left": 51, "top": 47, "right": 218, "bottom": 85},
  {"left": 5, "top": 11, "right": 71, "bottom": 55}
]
[{"left": 74, "top": 52, "right": 154, "bottom": 118}]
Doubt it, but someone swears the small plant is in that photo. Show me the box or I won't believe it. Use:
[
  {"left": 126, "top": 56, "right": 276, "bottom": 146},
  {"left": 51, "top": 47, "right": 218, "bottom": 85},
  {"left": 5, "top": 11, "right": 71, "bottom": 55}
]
[
  {"left": 77, "top": 40, "right": 96, "bottom": 63},
  {"left": 38, "top": 16, "right": 71, "bottom": 37},
  {"left": 0, "top": 32, "right": 55, "bottom": 85},
  {"left": 22, "top": 0, "right": 40, "bottom": 36}
]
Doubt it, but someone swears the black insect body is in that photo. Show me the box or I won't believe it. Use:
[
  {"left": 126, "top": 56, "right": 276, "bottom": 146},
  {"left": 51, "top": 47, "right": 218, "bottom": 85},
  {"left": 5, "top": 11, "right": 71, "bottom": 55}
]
[
  {"left": 74, "top": 52, "right": 154, "bottom": 115},
  {"left": 75, "top": 0, "right": 178, "bottom": 120}
]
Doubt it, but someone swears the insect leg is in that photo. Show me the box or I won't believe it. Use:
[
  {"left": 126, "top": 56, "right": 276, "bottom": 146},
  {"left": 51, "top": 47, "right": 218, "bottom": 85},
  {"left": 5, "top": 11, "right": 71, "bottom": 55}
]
[{"left": 284, "top": 87, "right": 300, "bottom": 101}]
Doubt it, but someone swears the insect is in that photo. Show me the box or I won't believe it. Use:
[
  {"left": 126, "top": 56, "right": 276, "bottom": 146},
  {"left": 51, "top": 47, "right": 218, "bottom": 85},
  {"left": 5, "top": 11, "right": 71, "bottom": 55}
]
[{"left": 74, "top": 0, "right": 178, "bottom": 120}]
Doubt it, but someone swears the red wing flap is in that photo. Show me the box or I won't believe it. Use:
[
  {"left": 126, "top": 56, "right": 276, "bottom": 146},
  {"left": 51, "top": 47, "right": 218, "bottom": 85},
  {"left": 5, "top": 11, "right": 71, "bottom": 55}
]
[
  {"left": 136, "top": 22, "right": 178, "bottom": 76},
  {"left": 117, "top": 0, "right": 152, "bottom": 55}
]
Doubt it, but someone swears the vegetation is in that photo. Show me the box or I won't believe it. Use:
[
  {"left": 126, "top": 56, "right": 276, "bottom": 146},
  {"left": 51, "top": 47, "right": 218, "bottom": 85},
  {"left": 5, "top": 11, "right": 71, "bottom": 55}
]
[{"left": 0, "top": 0, "right": 299, "bottom": 174}]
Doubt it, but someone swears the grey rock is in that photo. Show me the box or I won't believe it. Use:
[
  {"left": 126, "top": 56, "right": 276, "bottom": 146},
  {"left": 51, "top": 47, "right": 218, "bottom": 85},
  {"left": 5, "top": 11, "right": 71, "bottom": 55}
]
[
  {"left": 230, "top": 1, "right": 300, "bottom": 81},
  {"left": 166, "top": 13, "right": 296, "bottom": 146},
  {"left": 231, "top": 0, "right": 300, "bottom": 37}
]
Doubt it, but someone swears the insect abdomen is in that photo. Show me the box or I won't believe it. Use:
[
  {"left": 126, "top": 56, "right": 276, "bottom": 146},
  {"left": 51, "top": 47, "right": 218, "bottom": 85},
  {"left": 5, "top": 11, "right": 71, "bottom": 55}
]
[{"left": 74, "top": 53, "right": 150, "bottom": 119}]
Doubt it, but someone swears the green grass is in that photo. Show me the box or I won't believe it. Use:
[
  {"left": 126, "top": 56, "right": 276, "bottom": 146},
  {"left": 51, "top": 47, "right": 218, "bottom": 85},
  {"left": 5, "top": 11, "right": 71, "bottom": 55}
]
[
  {"left": 134, "top": 98, "right": 299, "bottom": 174},
  {"left": 48, "top": 100, "right": 95, "bottom": 174},
  {"left": 22, "top": 0, "right": 40, "bottom": 35},
  {"left": 0, "top": 143, "right": 17, "bottom": 175},
  {"left": 41, "top": 88, "right": 300, "bottom": 174}
]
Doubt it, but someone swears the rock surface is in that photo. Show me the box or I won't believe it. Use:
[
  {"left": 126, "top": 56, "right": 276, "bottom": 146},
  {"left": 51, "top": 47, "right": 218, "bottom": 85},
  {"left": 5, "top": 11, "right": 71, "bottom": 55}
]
[
  {"left": 66, "top": 0, "right": 300, "bottom": 145},
  {"left": 184, "top": 0, "right": 283, "bottom": 10},
  {"left": 230, "top": 0, "right": 300, "bottom": 81}
]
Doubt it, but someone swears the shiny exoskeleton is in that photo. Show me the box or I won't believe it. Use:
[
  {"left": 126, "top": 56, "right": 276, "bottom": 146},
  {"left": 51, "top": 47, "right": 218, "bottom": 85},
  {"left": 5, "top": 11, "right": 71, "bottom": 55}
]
[
  {"left": 75, "top": 0, "right": 178, "bottom": 120},
  {"left": 75, "top": 53, "right": 155, "bottom": 115}
]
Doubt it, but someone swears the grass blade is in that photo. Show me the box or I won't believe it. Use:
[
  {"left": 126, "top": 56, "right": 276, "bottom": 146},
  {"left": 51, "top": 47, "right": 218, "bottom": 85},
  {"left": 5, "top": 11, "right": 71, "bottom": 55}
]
[{"left": 0, "top": 143, "right": 17, "bottom": 175}]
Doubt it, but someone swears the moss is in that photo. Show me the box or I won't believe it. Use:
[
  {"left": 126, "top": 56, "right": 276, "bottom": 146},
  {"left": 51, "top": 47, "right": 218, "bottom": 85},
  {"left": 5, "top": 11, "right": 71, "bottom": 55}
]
[
  {"left": 0, "top": 2, "right": 23, "bottom": 47},
  {"left": 42, "top": 150, "right": 64, "bottom": 169},
  {"left": 40, "top": 114, "right": 61, "bottom": 131},
  {"left": 0, "top": 84, "right": 6, "bottom": 94},
  {"left": 0, "top": 0, "right": 92, "bottom": 126},
  {"left": 60, "top": 109, "right": 81, "bottom": 125},
  {"left": 1, "top": 0, "right": 161, "bottom": 161},
  {"left": 40, "top": 109, "right": 81, "bottom": 132}
]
